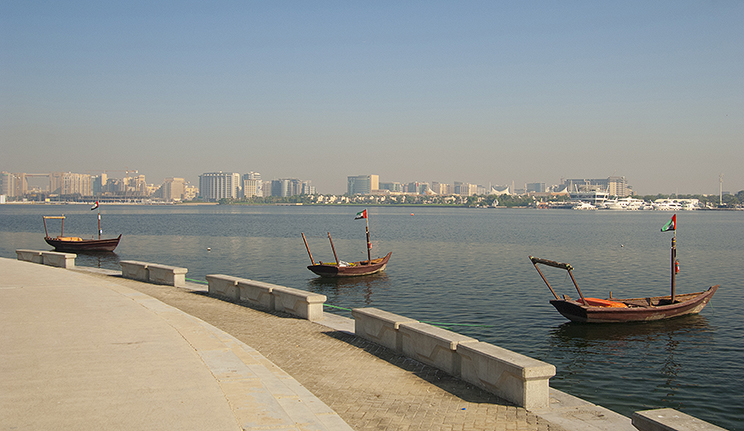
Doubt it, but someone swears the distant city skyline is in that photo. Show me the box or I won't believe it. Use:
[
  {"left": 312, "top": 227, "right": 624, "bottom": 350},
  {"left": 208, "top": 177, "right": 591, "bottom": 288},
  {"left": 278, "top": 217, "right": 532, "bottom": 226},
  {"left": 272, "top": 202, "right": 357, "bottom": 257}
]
[
  {"left": 2, "top": 2, "right": 742, "bottom": 195},
  {"left": 3, "top": 167, "right": 740, "bottom": 198}
]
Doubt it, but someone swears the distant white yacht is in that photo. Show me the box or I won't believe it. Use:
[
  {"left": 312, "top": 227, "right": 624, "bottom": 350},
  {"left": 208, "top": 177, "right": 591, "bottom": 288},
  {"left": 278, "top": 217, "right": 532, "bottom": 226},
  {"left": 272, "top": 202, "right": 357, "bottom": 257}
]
[
  {"left": 605, "top": 197, "right": 646, "bottom": 210},
  {"left": 569, "top": 190, "right": 609, "bottom": 207},
  {"left": 653, "top": 199, "right": 700, "bottom": 211},
  {"left": 572, "top": 201, "right": 597, "bottom": 210}
]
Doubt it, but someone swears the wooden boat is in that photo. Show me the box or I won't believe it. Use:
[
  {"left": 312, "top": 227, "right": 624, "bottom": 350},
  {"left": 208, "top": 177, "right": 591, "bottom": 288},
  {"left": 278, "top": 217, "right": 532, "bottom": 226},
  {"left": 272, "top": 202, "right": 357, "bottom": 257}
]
[
  {"left": 43, "top": 214, "right": 121, "bottom": 253},
  {"left": 301, "top": 209, "right": 392, "bottom": 277},
  {"left": 529, "top": 215, "right": 717, "bottom": 323}
]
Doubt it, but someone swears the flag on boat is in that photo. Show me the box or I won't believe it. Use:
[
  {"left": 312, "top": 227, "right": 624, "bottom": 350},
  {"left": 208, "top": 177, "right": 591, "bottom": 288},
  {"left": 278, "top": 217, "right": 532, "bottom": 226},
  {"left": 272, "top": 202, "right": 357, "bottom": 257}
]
[
  {"left": 91, "top": 201, "right": 99, "bottom": 210},
  {"left": 661, "top": 214, "right": 676, "bottom": 232},
  {"left": 355, "top": 209, "right": 367, "bottom": 220}
]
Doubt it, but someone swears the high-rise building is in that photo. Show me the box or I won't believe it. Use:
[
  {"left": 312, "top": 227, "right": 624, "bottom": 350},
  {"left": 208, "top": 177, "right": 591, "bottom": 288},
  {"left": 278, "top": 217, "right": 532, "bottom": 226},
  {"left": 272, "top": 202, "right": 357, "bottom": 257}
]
[
  {"left": 161, "top": 178, "right": 186, "bottom": 202},
  {"left": 50, "top": 172, "right": 92, "bottom": 196},
  {"left": 302, "top": 180, "right": 315, "bottom": 195},
  {"left": 454, "top": 182, "right": 477, "bottom": 196},
  {"left": 242, "top": 172, "right": 262, "bottom": 198},
  {"left": 270, "top": 178, "right": 303, "bottom": 197},
  {"left": 347, "top": 175, "right": 379, "bottom": 195},
  {"left": 0, "top": 172, "right": 17, "bottom": 197},
  {"left": 199, "top": 172, "right": 241, "bottom": 201},
  {"left": 526, "top": 183, "right": 546, "bottom": 193},
  {"left": 380, "top": 182, "right": 403, "bottom": 193},
  {"left": 92, "top": 174, "right": 107, "bottom": 196},
  {"left": 430, "top": 182, "right": 452, "bottom": 195}
]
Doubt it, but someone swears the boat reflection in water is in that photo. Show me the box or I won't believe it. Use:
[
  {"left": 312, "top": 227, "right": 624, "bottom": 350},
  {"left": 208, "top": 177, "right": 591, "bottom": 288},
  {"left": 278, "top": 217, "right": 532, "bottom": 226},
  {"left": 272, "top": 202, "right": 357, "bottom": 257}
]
[
  {"left": 307, "top": 272, "right": 391, "bottom": 307},
  {"left": 73, "top": 250, "right": 121, "bottom": 269},
  {"left": 546, "top": 314, "right": 715, "bottom": 414}
]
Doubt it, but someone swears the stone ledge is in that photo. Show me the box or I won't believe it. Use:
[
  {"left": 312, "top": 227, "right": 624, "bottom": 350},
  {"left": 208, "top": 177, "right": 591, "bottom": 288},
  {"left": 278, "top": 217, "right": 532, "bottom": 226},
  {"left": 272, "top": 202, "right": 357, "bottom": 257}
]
[
  {"left": 398, "top": 321, "right": 478, "bottom": 376},
  {"left": 272, "top": 285, "right": 326, "bottom": 322},
  {"left": 148, "top": 263, "right": 188, "bottom": 287},
  {"left": 352, "top": 307, "right": 418, "bottom": 352},
  {"left": 458, "top": 341, "right": 555, "bottom": 410},
  {"left": 42, "top": 251, "right": 76, "bottom": 268},
  {"left": 632, "top": 408, "right": 728, "bottom": 431},
  {"left": 120, "top": 260, "right": 150, "bottom": 282},
  {"left": 16, "top": 249, "right": 44, "bottom": 264}
]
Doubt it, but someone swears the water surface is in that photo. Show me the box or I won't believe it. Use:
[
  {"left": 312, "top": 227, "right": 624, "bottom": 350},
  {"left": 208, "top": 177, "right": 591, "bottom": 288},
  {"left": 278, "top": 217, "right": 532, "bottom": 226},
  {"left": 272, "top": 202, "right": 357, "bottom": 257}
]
[{"left": 1, "top": 204, "right": 741, "bottom": 430}]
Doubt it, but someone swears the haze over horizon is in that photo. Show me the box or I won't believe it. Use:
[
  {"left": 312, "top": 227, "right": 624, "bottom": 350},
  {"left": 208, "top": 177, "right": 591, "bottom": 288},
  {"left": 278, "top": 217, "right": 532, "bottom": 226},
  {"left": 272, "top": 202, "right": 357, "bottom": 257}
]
[{"left": 2, "top": 2, "right": 742, "bottom": 196}]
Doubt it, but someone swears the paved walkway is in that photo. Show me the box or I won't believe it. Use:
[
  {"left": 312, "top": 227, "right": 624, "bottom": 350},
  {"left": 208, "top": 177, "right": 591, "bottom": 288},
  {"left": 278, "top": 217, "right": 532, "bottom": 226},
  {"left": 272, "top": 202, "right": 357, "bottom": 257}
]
[{"left": 1, "top": 258, "right": 630, "bottom": 430}]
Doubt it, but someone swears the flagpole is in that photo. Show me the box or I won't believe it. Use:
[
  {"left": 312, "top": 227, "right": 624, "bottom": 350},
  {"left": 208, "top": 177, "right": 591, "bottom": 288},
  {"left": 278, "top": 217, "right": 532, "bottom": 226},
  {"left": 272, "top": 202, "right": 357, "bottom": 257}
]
[
  {"left": 365, "top": 209, "right": 371, "bottom": 263},
  {"left": 670, "top": 214, "right": 676, "bottom": 302}
]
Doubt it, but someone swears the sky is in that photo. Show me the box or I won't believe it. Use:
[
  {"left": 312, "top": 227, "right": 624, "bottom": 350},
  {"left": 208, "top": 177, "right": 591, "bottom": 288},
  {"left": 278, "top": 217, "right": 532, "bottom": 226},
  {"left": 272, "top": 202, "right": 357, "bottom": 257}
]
[{"left": 2, "top": 1, "right": 742, "bottom": 196}]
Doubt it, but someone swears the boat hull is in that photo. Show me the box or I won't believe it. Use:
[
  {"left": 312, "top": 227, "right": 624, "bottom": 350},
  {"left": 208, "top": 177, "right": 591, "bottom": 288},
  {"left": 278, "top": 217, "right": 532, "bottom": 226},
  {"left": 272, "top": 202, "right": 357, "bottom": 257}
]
[
  {"left": 45, "top": 234, "right": 122, "bottom": 253},
  {"left": 307, "top": 252, "right": 392, "bottom": 277},
  {"left": 550, "top": 285, "right": 718, "bottom": 323}
]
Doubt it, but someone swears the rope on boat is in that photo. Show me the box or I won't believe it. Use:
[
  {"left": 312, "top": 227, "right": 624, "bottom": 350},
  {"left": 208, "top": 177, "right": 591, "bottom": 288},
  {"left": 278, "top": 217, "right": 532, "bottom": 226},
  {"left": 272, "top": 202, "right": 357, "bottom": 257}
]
[
  {"left": 322, "top": 305, "right": 493, "bottom": 328},
  {"left": 181, "top": 282, "right": 493, "bottom": 329},
  {"left": 185, "top": 277, "right": 208, "bottom": 284},
  {"left": 420, "top": 320, "right": 494, "bottom": 328},
  {"left": 324, "top": 304, "right": 353, "bottom": 312}
]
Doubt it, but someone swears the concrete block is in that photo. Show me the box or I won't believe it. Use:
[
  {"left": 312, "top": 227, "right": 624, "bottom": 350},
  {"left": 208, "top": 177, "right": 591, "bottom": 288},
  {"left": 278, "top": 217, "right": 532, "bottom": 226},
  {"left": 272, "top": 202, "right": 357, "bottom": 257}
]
[
  {"left": 398, "top": 322, "right": 478, "bottom": 376},
  {"left": 458, "top": 341, "right": 555, "bottom": 410},
  {"left": 16, "top": 249, "right": 43, "bottom": 264},
  {"left": 41, "top": 251, "right": 76, "bottom": 268},
  {"left": 206, "top": 274, "right": 241, "bottom": 301},
  {"left": 352, "top": 307, "right": 418, "bottom": 352},
  {"left": 120, "top": 260, "right": 149, "bottom": 282},
  {"left": 632, "top": 408, "right": 727, "bottom": 431},
  {"left": 236, "top": 279, "right": 276, "bottom": 310},
  {"left": 272, "top": 286, "right": 326, "bottom": 321},
  {"left": 148, "top": 263, "right": 188, "bottom": 288}
]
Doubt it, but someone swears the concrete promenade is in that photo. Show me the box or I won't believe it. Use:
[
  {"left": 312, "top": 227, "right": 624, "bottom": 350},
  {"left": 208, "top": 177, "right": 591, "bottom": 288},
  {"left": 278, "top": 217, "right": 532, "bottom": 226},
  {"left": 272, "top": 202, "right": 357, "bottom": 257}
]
[{"left": 1, "top": 258, "right": 634, "bottom": 431}]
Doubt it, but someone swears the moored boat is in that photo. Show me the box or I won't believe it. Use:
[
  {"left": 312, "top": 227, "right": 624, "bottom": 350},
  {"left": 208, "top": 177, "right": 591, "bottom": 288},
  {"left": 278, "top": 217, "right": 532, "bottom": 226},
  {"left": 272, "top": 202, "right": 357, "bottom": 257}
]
[
  {"left": 302, "top": 209, "right": 392, "bottom": 277},
  {"left": 43, "top": 203, "right": 121, "bottom": 252},
  {"left": 529, "top": 214, "right": 717, "bottom": 323}
]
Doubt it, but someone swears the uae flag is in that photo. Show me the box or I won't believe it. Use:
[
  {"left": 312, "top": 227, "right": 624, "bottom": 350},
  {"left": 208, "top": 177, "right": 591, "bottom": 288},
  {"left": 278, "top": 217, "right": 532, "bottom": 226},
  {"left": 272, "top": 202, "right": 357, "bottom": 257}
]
[
  {"left": 660, "top": 214, "right": 676, "bottom": 232},
  {"left": 91, "top": 201, "right": 99, "bottom": 210},
  {"left": 355, "top": 209, "right": 367, "bottom": 220}
]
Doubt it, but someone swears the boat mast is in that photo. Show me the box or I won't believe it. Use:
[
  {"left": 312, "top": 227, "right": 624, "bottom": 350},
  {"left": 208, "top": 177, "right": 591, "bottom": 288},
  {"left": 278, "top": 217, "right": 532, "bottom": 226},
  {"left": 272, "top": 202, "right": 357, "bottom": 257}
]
[
  {"left": 301, "top": 233, "right": 315, "bottom": 265},
  {"left": 327, "top": 232, "right": 340, "bottom": 265},
  {"left": 365, "top": 213, "right": 371, "bottom": 263},
  {"left": 671, "top": 231, "right": 677, "bottom": 302}
]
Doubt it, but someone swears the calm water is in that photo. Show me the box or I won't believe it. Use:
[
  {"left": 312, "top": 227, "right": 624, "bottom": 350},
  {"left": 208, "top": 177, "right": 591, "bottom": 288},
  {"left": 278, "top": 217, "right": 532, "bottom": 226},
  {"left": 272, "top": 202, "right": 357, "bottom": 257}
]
[{"left": 1, "top": 204, "right": 742, "bottom": 430}]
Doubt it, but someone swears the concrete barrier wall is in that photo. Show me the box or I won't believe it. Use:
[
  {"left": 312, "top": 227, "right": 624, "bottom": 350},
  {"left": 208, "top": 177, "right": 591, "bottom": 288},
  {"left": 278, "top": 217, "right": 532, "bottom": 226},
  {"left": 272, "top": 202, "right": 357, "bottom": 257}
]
[
  {"left": 398, "top": 321, "right": 478, "bottom": 376},
  {"left": 206, "top": 274, "right": 326, "bottom": 321},
  {"left": 272, "top": 285, "right": 326, "bottom": 322},
  {"left": 458, "top": 342, "right": 555, "bottom": 410},
  {"left": 237, "top": 279, "right": 276, "bottom": 310},
  {"left": 352, "top": 306, "right": 556, "bottom": 410},
  {"left": 16, "top": 249, "right": 76, "bottom": 268},
  {"left": 120, "top": 261, "right": 150, "bottom": 282},
  {"left": 41, "top": 251, "right": 76, "bottom": 268},
  {"left": 206, "top": 274, "right": 242, "bottom": 301},
  {"left": 16, "top": 249, "right": 44, "bottom": 264},
  {"left": 148, "top": 263, "right": 187, "bottom": 288},
  {"left": 352, "top": 307, "right": 418, "bottom": 352},
  {"left": 632, "top": 408, "right": 727, "bottom": 431}
]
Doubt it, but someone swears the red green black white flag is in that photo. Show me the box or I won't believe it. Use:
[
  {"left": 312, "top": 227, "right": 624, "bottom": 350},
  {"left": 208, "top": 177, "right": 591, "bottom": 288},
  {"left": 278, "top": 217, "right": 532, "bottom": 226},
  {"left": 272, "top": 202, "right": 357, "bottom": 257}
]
[
  {"left": 661, "top": 214, "right": 676, "bottom": 232},
  {"left": 355, "top": 209, "right": 367, "bottom": 220}
]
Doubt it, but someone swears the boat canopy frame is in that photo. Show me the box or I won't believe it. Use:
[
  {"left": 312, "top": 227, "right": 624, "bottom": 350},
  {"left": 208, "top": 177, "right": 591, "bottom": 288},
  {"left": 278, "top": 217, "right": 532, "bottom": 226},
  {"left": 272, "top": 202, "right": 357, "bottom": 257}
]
[
  {"left": 42, "top": 215, "right": 67, "bottom": 238},
  {"left": 529, "top": 256, "right": 588, "bottom": 304}
]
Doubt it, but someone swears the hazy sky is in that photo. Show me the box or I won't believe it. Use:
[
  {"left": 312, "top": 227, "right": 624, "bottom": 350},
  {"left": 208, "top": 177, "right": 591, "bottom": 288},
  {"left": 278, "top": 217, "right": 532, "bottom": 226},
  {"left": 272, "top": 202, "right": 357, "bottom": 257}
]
[{"left": 2, "top": 1, "right": 742, "bottom": 195}]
